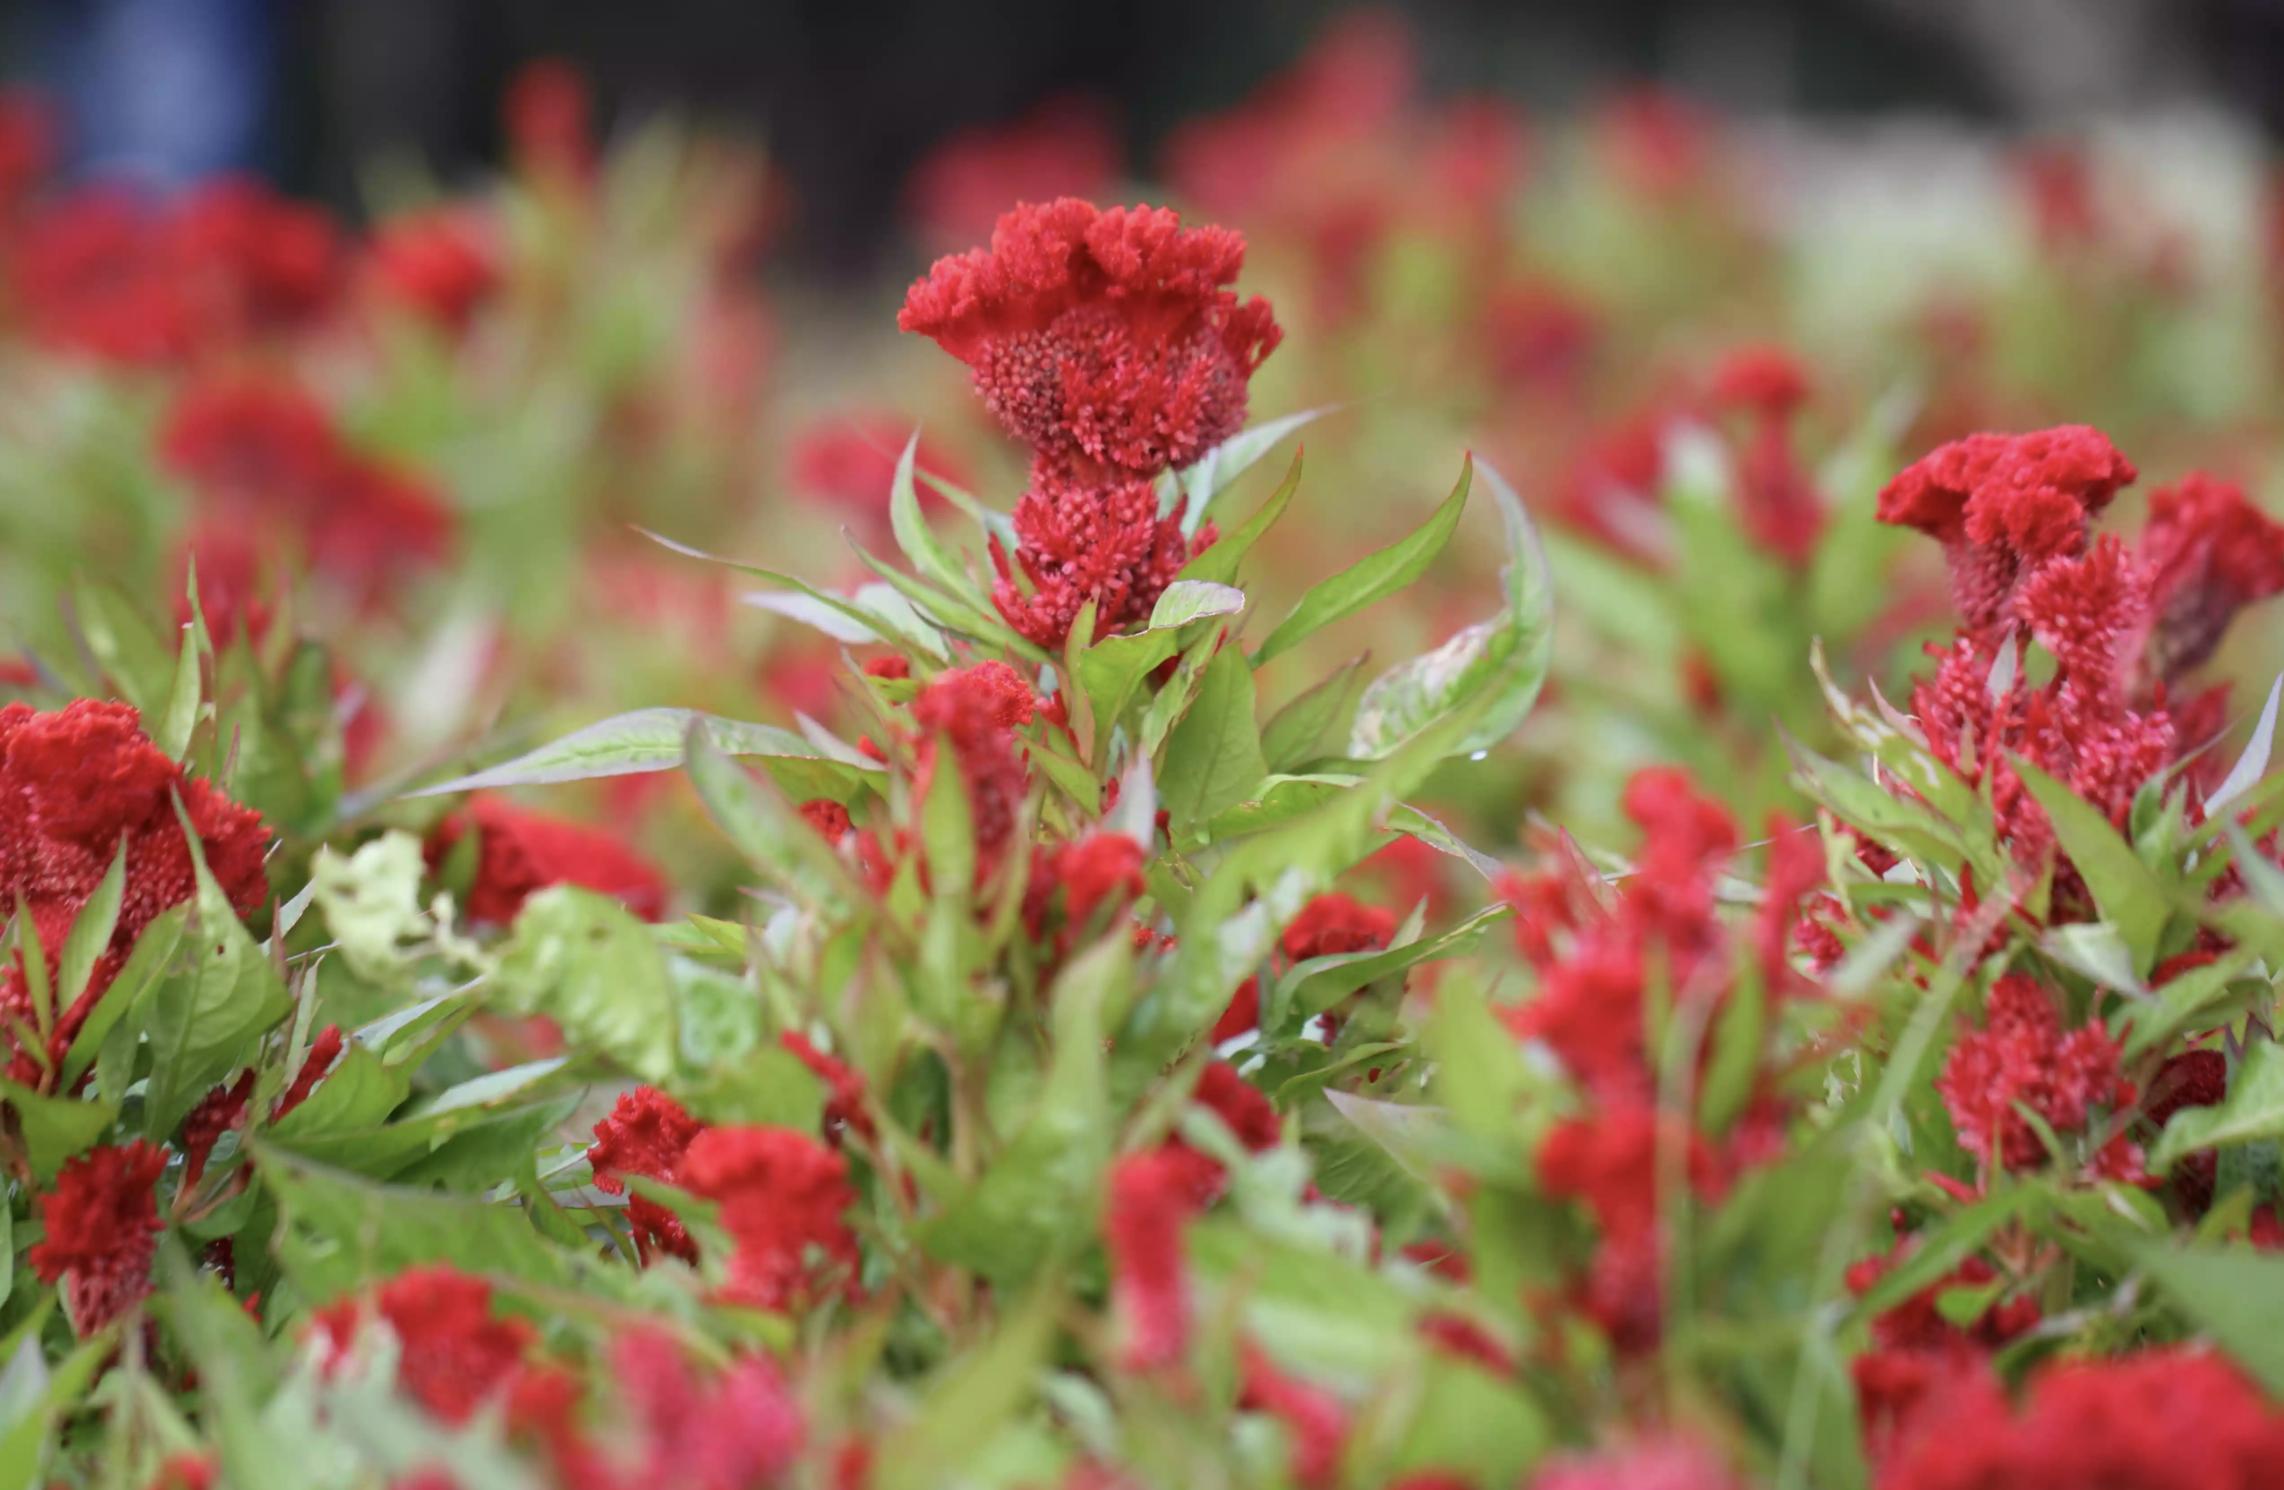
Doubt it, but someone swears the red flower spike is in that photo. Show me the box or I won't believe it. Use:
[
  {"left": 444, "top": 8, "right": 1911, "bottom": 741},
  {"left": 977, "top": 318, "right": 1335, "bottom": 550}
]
[
  {"left": 909, "top": 662, "right": 1036, "bottom": 877},
  {"left": 1709, "top": 343, "right": 1811, "bottom": 420},
  {"left": 899, "top": 199, "right": 1280, "bottom": 481},
  {"left": 366, "top": 209, "right": 499, "bottom": 333},
  {"left": 503, "top": 59, "right": 595, "bottom": 181},
  {"left": 1879, "top": 1348, "right": 2284, "bottom": 1489},
  {"left": 2137, "top": 472, "right": 2284, "bottom": 681},
  {"left": 677, "top": 1125, "right": 859, "bottom": 1311},
  {"left": 313, "top": 1266, "right": 537, "bottom": 1426},
  {"left": 990, "top": 472, "right": 1207, "bottom": 648},
  {"left": 1237, "top": 1343, "right": 1350, "bottom": 1490},
  {"left": 1533, "top": 1436, "right": 1745, "bottom": 1490},
  {"left": 2011, "top": 534, "right": 2147, "bottom": 695},
  {"left": 1281, "top": 891, "right": 1398, "bottom": 962},
  {"left": 588, "top": 1086, "right": 705, "bottom": 1265},
  {"left": 179, "top": 1072, "right": 256, "bottom": 1189},
  {"left": 1876, "top": 426, "right": 2135, "bottom": 631},
  {"left": 1, "top": 701, "right": 269, "bottom": 1082},
  {"left": 581, "top": 1326, "right": 807, "bottom": 1488},
  {"left": 782, "top": 1031, "right": 875, "bottom": 1143},
  {"left": 425, "top": 796, "right": 668, "bottom": 926},
  {"left": 29, "top": 1139, "right": 167, "bottom": 1334},
  {"left": 274, "top": 1024, "right": 346, "bottom": 1120},
  {"left": 1104, "top": 1148, "right": 1202, "bottom": 1370},
  {"left": 1936, "top": 974, "right": 2133, "bottom": 1174}
]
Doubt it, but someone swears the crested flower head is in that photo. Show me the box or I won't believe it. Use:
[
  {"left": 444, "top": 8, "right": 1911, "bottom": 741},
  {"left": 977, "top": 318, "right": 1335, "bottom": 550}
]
[
  {"left": 426, "top": 796, "right": 669, "bottom": 926},
  {"left": 677, "top": 1124, "right": 859, "bottom": 1311},
  {"left": 29, "top": 1140, "right": 168, "bottom": 1333},
  {"left": 899, "top": 198, "right": 1280, "bottom": 481}
]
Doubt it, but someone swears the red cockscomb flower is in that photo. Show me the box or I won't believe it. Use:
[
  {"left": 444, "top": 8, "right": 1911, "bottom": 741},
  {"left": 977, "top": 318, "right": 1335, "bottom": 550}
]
[
  {"left": 587, "top": 1085, "right": 705, "bottom": 1264},
  {"left": 166, "top": 175, "right": 342, "bottom": 337},
  {"left": 1104, "top": 1147, "right": 1202, "bottom": 1370},
  {"left": 1875, "top": 425, "right": 2136, "bottom": 631},
  {"left": 898, "top": 198, "right": 1280, "bottom": 482},
  {"left": 426, "top": 796, "right": 668, "bottom": 925},
  {"left": 1, "top": 701, "right": 269, "bottom": 1082},
  {"left": 29, "top": 1140, "right": 168, "bottom": 1334},
  {"left": 367, "top": 209, "right": 499, "bottom": 333},
  {"left": 782, "top": 1031, "right": 874, "bottom": 1144},
  {"left": 676, "top": 1125, "right": 859, "bottom": 1311},
  {"left": 990, "top": 471, "right": 1206, "bottom": 647},
  {"left": 2136, "top": 472, "right": 2284, "bottom": 681},
  {"left": 1237, "top": 1342, "right": 1350, "bottom": 1490},
  {"left": 571, "top": 1326, "right": 807, "bottom": 1489},
  {"left": 908, "top": 662, "right": 1036, "bottom": 878},
  {"left": 6, "top": 189, "right": 209, "bottom": 365},
  {"left": 1282, "top": 892, "right": 1397, "bottom": 962},
  {"left": 504, "top": 58, "right": 596, "bottom": 182},
  {"left": 787, "top": 413, "right": 970, "bottom": 529},
  {"left": 1936, "top": 974, "right": 2133, "bottom": 1175},
  {"left": 1878, "top": 1348, "right": 2284, "bottom": 1489},
  {"left": 1534, "top": 1435, "right": 1745, "bottom": 1490},
  {"left": 314, "top": 1266, "right": 537, "bottom": 1425}
]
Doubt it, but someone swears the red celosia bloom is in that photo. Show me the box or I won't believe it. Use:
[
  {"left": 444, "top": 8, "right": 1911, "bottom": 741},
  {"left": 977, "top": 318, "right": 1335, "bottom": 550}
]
[
  {"left": 2136, "top": 472, "right": 2284, "bottom": 680},
  {"left": 1846, "top": 1237, "right": 2040, "bottom": 1453},
  {"left": 276, "top": 1025, "right": 346, "bottom": 1119},
  {"left": 1056, "top": 833, "right": 1148, "bottom": 925},
  {"left": 160, "top": 377, "right": 453, "bottom": 611},
  {"left": 782, "top": 1031, "right": 874, "bottom": 1144},
  {"left": 313, "top": 1266, "right": 537, "bottom": 1425},
  {"left": 29, "top": 1140, "right": 167, "bottom": 1333},
  {"left": 426, "top": 795, "right": 669, "bottom": 925},
  {"left": 0, "top": 88, "right": 54, "bottom": 217},
  {"left": 1212, "top": 975, "right": 1261, "bottom": 1044},
  {"left": 787, "top": 413, "right": 970, "bottom": 528},
  {"left": 366, "top": 209, "right": 500, "bottom": 332},
  {"left": 1875, "top": 425, "right": 2136, "bottom": 631},
  {"left": 1936, "top": 974, "right": 2133, "bottom": 1175},
  {"left": 1104, "top": 1147, "right": 1202, "bottom": 1370},
  {"left": 904, "top": 96, "right": 1122, "bottom": 249},
  {"left": 990, "top": 471, "right": 1207, "bottom": 647},
  {"left": 1710, "top": 343, "right": 1822, "bottom": 563},
  {"left": 1533, "top": 1435, "right": 1745, "bottom": 1490},
  {"left": 1237, "top": 1342, "right": 1349, "bottom": 1490},
  {"left": 676, "top": 1124, "right": 859, "bottom": 1311},
  {"left": 2014, "top": 142, "right": 2102, "bottom": 254},
  {"left": 1536, "top": 1106, "right": 1720, "bottom": 1354},
  {"left": 1282, "top": 891, "right": 1397, "bottom": 962},
  {"left": 0, "top": 701, "right": 269, "bottom": 1082},
  {"left": 899, "top": 198, "right": 1279, "bottom": 481},
  {"left": 1878, "top": 1348, "right": 2284, "bottom": 1489},
  {"left": 588, "top": 1085, "right": 705, "bottom": 1264},
  {"left": 504, "top": 58, "right": 596, "bottom": 181},
  {"left": 800, "top": 798, "right": 855, "bottom": 845},
  {"left": 564, "top": 1326, "right": 806, "bottom": 1489},
  {"left": 1709, "top": 343, "right": 1810, "bottom": 420},
  {"left": 6, "top": 189, "right": 209, "bottom": 365},
  {"left": 908, "top": 662, "right": 1036, "bottom": 878},
  {"left": 147, "top": 1453, "right": 217, "bottom": 1490},
  {"left": 2147, "top": 1045, "right": 2228, "bottom": 1212},
  {"left": 179, "top": 1024, "right": 345, "bottom": 1186},
  {"left": 166, "top": 175, "right": 342, "bottom": 337},
  {"left": 1484, "top": 276, "right": 1600, "bottom": 395}
]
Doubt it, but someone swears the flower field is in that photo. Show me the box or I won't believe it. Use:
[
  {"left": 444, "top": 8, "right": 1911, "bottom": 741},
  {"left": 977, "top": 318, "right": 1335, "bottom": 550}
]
[{"left": 6, "top": 16, "right": 2284, "bottom": 1488}]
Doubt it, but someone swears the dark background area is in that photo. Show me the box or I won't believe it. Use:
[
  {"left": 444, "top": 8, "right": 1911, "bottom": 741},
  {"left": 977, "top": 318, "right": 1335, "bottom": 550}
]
[{"left": 9, "top": 0, "right": 2284, "bottom": 275}]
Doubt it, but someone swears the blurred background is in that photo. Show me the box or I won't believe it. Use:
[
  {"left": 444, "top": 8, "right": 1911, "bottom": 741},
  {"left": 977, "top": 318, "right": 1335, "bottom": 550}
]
[{"left": 9, "top": 0, "right": 2284, "bottom": 275}]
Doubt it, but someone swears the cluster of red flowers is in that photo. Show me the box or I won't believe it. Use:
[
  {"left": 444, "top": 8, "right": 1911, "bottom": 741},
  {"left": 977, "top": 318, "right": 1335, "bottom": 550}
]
[
  {"left": 899, "top": 198, "right": 1280, "bottom": 647},
  {"left": 586, "top": 1085, "right": 860, "bottom": 1310},
  {"left": 425, "top": 795, "right": 670, "bottom": 926},
  {"left": 0, "top": 701, "right": 269, "bottom": 1082},
  {"left": 161, "top": 378, "right": 455, "bottom": 630},
  {"left": 1103, "top": 1061, "right": 1282, "bottom": 1370},
  {"left": 1498, "top": 767, "right": 1822, "bottom": 1351},
  {"left": 314, "top": 1265, "right": 804, "bottom": 1488},
  {"left": 4, "top": 175, "right": 339, "bottom": 367},
  {"left": 1934, "top": 972, "right": 2136, "bottom": 1179},
  {"left": 1212, "top": 889, "right": 1400, "bottom": 1044},
  {"left": 28, "top": 1139, "right": 168, "bottom": 1334},
  {"left": 1878, "top": 428, "right": 2284, "bottom": 876}
]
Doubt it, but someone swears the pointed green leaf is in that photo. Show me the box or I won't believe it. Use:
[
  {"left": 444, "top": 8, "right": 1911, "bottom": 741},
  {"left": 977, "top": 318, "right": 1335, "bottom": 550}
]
[{"left": 1253, "top": 458, "right": 1470, "bottom": 665}]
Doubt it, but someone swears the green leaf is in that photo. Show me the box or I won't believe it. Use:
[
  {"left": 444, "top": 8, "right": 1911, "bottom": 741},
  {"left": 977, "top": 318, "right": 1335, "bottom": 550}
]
[
  {"left": 2135, "top": 1242, "right": 2284, "bottom": 1393},
  {"left": 1170, "top": 406, "right": 1330, "bottom": 538},
  {"left": 0, "top": 1330, "right": 109, "bottom": 1490},
  {"left": 142, "top": 803, "right": 291, "bottom": 1139},
  {"left": 1149, "top": 580, "right": 1246, "bottom": 629},
  {"left": 309, "top": 832, "right": 432, "bottom": 985},
  {"left": 0, "top": 1081, "right": 119, "bottom": 1179},
  {"left": 680, "top": 1043, "right": 826, "bottom": 1131},
  {"left": 408, "top": 707, "right": 880, "bottom": 797},
  {"left": 495, "top": 887, "right": 680, "bottom": 1083},
  {"left": 54, "top": 840, "right": 126, "bottom": 1018},
  {"left": 265, "top": 1042, "right": 411, "bottom": 1143},
  {"left": 1159, "top": 645, "right": 1268, "bottom": 830},
  {"left": 257, "top": 1142, "right": 570, "bottom": 1303},
  {"left": 2206, "top": 673, "right": 2283, "bottom": 814},
  {"left": 2152, "top": 1038, "right": 2284, "bottom": 1171},
  {"left": 1349, "top": 458, "right": 1552, "bottom": 759},
  {"left": 1261, "top": 657, "right": 1368, "bottom": 771},
  {"left": 890, "top": 430, "right": 975, "bottom": 601},
  {"left": 1253, "top": 458, "right": 1471, "bottom": 665},
  {"left": 685, "top": 720, "right": 856, "bottom": 904},
  {"left": 2117, "top": 949, "right": 2262, "bottom": 1061},
  {"left": 873, "top": 1279, "right": 1063, "bottom": 1490},
  {"left": 916, "top": 937, "right": 1120, "bottom": 1285},
  {"left": 69, "top": 576, "right": 172, "bottom": 712},
  {"left": 59, "top": 904, "right": 187, "bottom": 1090},
  {"left": 1176, "top": 448, "right": 1305, "bottom": 585},
  {"left": 2014, "top": 757, "right": 2172, "bottom": 975},
  {"left": 157, "top": 619, "right": 204, "bottom": 760}
]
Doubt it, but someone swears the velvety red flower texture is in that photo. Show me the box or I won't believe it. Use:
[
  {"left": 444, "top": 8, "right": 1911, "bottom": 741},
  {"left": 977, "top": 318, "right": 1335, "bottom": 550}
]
[
  {"left": 908, "top": 661, "right": 1037, "bottom": 879},
  {"left": 1935, "top": 973, "right": 2134, "bottom": 1176},
  {"left": 1877, "top": 1348, "right": 2284, "bottom": 1489},
  {"left": 29, "top": 1139, "right": 167, "bottom": 1334},
  {"left": 900, "top": 198, "right": 1279, "bottom": 647},
  {"left": 0, "top": 701, "right": 270, "bottom": 1082},
  {"left": 587, "top": 1085, "right": 705, "bottom": 1264},
  {"left": 426, "top": 795, "right": 669, "bottom": 926},
  {"left": 677, "top": 1124, "right": 860, "bottom": 1312},
  {"left": 1846, "top": 1236, "right": 2040, "bottom": 1454},
  {"left": 315, "top": 1266, "right": 540, "bottom": 1425}
]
